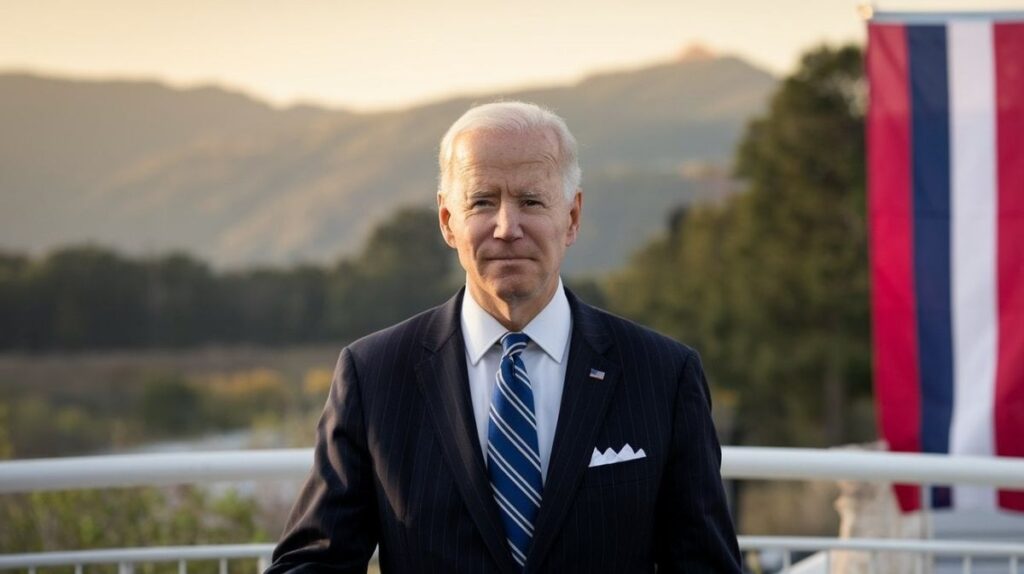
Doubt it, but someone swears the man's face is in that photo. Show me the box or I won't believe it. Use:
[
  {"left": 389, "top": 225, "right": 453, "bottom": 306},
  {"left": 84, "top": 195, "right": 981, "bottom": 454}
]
[{"left": 438, "top": 127, "right": 581, "bottom": 309}]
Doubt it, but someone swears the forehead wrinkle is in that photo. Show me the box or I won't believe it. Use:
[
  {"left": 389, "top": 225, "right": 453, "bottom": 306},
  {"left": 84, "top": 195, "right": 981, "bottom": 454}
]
[
  {"left": 447, "top": 128, "right": 563, "bottom": 199},
  {"left": 455, "top": 152, "right": 557, "bottom": 173},
  {"left": 455, "top": 157, "right": 556, "bottom": 185},
  {"left": 452, "top": 127, "right": 561, "bottom": 166}
]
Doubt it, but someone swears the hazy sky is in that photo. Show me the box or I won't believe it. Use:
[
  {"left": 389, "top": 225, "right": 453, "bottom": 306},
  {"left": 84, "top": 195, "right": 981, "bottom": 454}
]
[{"left": 3, "top": 0, "right": 1021, "bottom": 110}]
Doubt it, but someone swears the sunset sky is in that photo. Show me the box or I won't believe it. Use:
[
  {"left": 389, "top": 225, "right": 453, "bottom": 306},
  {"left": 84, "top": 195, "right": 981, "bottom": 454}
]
[{"left": 3, "top": 0, "right": 1021, "bottom": 110}]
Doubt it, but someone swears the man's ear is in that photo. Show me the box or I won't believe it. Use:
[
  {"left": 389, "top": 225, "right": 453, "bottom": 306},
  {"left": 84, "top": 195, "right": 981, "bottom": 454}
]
[
  {"left": 566, "top": 189, "right": 582, "bottom": 247},
  {"left": 438, "top": 192, "right": 457, "bottom": 248}
]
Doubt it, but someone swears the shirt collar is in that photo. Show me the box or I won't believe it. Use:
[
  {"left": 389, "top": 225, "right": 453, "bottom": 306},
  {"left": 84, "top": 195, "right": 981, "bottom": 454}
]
[{"left": 461, "top": 278, "right": 572, "bottom": 366}]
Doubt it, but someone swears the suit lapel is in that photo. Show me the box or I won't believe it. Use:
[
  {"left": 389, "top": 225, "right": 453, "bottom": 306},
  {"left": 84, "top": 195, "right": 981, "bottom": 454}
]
[
  {"left": 415, "top": 290, "right": 519, "bottom": 574},
  {"left": 526, "top": 292, "right": 620, "bottom": 572}
]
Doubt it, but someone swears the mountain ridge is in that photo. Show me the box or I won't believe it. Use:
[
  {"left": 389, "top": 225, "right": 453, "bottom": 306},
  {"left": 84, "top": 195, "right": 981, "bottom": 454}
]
[{"left": 1, "top": 55, "right": 776, "bottom": 273}]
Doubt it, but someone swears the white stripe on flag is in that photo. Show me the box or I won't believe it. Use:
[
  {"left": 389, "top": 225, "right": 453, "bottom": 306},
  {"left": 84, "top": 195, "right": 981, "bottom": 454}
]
[{"left": 949, "top": 20, "right": 998, "bottom": 511}]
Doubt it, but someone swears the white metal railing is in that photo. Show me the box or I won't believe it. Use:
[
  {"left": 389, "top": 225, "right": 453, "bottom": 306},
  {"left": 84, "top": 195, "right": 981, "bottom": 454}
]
[
  {"left": 0, "top": 545, "right": 275, "bottom": 574},
  {"left": 0, "top": 449, "right": 311, "bottom": 494},
  {"left": 3, "top": 447, "right": 1024, "bottom": 573},
  {"left": 738, "top": 536, "right": 1024, "bottom": 573},
  {"left": 1, "top": 538, "right": 1022, "bottom": 574},
  {"left": 4, "top": 446, "right": 1024, "bottom": 494}
]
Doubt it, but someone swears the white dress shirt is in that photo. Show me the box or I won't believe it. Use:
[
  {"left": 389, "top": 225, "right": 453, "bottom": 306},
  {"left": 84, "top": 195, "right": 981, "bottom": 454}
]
[{"left": 461, "top": 279, "right": 572, "bottom": 482}]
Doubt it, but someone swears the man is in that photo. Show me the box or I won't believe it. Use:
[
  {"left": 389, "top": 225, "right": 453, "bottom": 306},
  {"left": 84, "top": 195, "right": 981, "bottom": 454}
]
[{"left": 267, "top": 101, "right": 742, "bottom": 573}]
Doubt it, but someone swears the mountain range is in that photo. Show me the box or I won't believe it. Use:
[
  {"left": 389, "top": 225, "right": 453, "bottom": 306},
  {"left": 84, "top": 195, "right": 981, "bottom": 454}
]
[{"left": 0, "top": 51, "right": 776, "bottom": 274}]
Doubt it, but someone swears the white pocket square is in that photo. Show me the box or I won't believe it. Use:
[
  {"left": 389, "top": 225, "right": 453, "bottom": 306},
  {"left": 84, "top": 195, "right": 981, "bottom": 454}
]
[{"left": 588, "top": 443, "right": 647, "bottom": 468}]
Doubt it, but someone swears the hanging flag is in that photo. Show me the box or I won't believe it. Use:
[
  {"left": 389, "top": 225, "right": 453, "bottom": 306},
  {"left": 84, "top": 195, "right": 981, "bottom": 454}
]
[{"left": 868, "top": 13, "right": 1024, "bottom": 513}]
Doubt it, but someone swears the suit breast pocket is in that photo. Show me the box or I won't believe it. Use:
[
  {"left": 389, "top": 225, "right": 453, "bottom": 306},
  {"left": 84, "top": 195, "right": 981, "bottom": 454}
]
[
  {"left": 581, "top": 456, "right": 659, "bottom": 489},
  {"left": 568, "top": 456, "right": 662, "bottom": 561}
]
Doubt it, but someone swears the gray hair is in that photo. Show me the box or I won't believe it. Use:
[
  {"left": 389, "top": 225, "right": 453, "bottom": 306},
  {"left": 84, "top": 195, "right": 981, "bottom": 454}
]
[{"left": 437, "top": 101, "right": 581, "bottom": 201}]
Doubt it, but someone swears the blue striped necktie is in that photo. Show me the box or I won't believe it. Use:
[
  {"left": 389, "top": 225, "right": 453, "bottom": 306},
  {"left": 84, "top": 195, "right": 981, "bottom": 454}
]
[{"left": 487, "top": 332, "right": 543, "bottom": 570}]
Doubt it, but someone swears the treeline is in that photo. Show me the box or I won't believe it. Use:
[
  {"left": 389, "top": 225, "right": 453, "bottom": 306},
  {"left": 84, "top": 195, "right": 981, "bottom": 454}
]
[
  {"left": 0, "top": 208, "right": 459, "bottom": 351},
  {"left": 605, "top": 45, "right": 872, "bottom": 448}
]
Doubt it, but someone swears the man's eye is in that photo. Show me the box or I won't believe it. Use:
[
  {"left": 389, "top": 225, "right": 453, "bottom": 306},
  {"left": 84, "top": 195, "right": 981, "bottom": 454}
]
[
  {"left": 523, "top": 199, "right": 543, "bottom": 207},
  {"left": 470, "top": 199, "right": 493, "bottom": 208}
]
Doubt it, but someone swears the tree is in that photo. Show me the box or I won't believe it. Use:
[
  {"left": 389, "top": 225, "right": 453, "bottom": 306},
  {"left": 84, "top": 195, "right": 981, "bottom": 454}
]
[
  {"left": 606, "top": 45, "right": 871, "bottom": 447},
  {"left": 727, "top": 45, "right": 870, "bottom": 446},
  {"left": 144, "top": 253, "right": 221, "bottom": 346},
  {"left": 29, "top": 246, "right": 149, "bottom": 349},
  {"left": 0, "top": 252, "right": 30, "bottom": 349},
  {"left": 326, "top": 207, "right": 458, "bottom": 339}
]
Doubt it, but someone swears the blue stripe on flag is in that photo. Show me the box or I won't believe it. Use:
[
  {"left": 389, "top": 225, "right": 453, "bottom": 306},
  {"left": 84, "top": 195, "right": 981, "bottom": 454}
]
[{"left": 908, "top": 24, "right": 954, "bottom": 508}]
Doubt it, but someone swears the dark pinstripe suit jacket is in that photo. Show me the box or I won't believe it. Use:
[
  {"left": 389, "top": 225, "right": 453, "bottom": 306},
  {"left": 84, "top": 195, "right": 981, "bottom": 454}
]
[{"left": 267, "top": 288, "right": 742, "bottom": 573}]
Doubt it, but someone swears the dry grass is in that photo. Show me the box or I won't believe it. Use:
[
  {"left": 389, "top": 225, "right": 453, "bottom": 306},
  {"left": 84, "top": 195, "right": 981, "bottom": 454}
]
[{"left": 739, "top": 480, "right": 840, "bottom": 536}]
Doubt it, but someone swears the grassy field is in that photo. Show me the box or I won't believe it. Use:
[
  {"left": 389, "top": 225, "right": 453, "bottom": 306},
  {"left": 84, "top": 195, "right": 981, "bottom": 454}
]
[
  {"left": 0, "top": 343, "right": 344, "bottom": 459},
  {"left": 0, "top": 343, "right": 342, "bottom": 398}
]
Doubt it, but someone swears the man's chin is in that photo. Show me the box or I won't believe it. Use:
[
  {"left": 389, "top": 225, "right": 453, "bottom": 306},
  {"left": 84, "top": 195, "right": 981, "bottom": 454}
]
[
  {"left": 492, "top": 275, "right": 563, "bottom": 307},
  {"left": 492, "top": 282, "right": 535, "bottom": 303},
  {"left": 477, "top": 276, "right": 540, "bottom": 305}
]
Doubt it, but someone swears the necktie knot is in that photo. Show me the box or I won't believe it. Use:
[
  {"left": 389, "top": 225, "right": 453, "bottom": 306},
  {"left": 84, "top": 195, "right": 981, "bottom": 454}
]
[{"left": 501, "top": 332, "right": 530, "bottom": 357}]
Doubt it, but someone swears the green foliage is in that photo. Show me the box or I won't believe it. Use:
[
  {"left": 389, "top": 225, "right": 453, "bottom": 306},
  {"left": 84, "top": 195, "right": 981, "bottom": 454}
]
[
  {"left": 145, "top": 254, "right": 223, "bottom": 346},
  {"left": 27, "top": 246, "right": 150, "bottom": 349},
  {"left": 0, "top": 207, "right": 457, "bottom": 351},
  {"left": 2, "top": 397, "right": 111, "bottom": 459},
  {"left": 140, "top": 375, "right": 202, "bottom": 436},
  {"left": 218, "top": 265, "right": 329, "bottom": 344},
  {"left": 0, "top": 409, "right": 270, "bottom": 556},
  {"left": 606, "top": 45, "right": 872, "bottom": 447},
  {"left": 0, "top": 486, "right": 268, "bottom": 558},
  {"left": 326, "top": 207, "right": 458, "bottom": 337},
  {"left": 199, "top": 369, "right": 296, "bottom": 429},
  {"left": 0, "top": 403, "right": 13, "bottom": 459},
  {"left": 1, "top": 367, "right": 303, "bottom": 458}
]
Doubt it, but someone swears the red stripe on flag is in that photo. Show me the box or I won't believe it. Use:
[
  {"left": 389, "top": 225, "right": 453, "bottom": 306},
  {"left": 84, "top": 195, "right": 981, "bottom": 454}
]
[
  {"left": 868, "top": 23, "right": 921, "bottom": 512},
  {"left": 995, "top": 22, "right": 1024, "bottom": 512}
]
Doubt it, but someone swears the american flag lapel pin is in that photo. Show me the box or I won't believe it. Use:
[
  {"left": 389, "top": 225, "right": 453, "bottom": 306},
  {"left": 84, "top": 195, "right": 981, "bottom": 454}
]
[{"left": 589, "top": 368, "right": 605, "bottom": 381}]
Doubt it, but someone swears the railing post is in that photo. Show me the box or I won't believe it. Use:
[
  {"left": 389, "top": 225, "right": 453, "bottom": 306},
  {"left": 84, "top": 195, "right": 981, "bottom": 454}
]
[
  {"left": 119, "top": 562, "right": 134, "bottom": 574},
  {"left": 257, "top": 555, "right": 271, "bottom": 574}
]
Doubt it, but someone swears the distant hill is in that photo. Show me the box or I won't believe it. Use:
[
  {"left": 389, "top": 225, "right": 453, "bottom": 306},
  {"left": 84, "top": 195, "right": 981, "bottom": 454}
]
[{"left": 0, "top": 55, "right": 775, "bottom": 274}]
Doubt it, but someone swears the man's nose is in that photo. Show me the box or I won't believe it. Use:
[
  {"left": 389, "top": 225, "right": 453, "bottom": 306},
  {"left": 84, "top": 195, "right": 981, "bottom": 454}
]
[{"left": 493, "top": 202, "right": 524, "bottom": 240}]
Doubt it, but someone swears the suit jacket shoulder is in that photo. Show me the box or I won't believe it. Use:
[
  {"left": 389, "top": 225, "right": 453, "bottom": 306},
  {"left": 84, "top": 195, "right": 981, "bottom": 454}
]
[
  {"left": 345, "top": 295, "right": 456, "bottom": 364},
  {"left": 569, "top": 295, "right": 711, "bottom": 408},
  {"left": 340, "top": 293, "right": 462, "bottom": 406}
]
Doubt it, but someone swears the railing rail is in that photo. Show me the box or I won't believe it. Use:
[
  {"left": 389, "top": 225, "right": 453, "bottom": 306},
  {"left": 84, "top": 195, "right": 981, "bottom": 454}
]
[
  {"left": 3, "top": 447, "right": 1024, "bottom": 573},
  {"left": 1, "top": 538, "right": 1023, "bottom": 572},
  {"left": 738, "top": 536, "right": 1024, "bottom": 556},
  {"left": 3, "top": 447, "right": 1024, "bottom": 494},
  {"left": 738, "top": 536, "right": 1024, "bottom": 573},
  {"left": 0, "top": 545, "right": 274, "bottom": 569},
  {"left": 0, "top": 449, "right": 311, "bottom": 494}
]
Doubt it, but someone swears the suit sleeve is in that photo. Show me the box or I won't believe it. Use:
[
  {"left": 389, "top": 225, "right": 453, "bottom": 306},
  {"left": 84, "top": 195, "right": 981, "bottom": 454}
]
[
  {"left": 653, "top": 349, "right": 743, "bottom": 573},
  {"left": 266, "top": 347, "right": 380, "bottom": 574}
]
